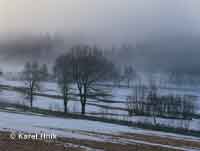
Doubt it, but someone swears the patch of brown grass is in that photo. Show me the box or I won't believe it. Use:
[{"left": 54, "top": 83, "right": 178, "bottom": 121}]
[
  {"left": 122, "top": 133, "right": 200, "bottom": 149},
  {"left": 59, "top": 137, "right": 180, "bottom": 151},
  {"left": 0, "top": 131, "right": 196, "bottom": 151},
  {"left": 0, "top": 132, "right": 81, "bottom": 151}
]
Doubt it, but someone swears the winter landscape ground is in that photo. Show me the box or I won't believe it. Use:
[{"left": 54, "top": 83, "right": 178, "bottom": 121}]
[{"left": 0, "top": 77, "right": 199, "bottom": 151}]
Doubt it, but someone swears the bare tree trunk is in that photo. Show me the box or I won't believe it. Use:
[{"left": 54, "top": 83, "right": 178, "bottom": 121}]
[
  {"left": 30, "top": 93, "right": 33, "bottom": 109},
  {"left": 81, "top": 101, "right": 86, "bottom": 115},
  {"left": 78, "top": 86, "right": 86, "bottom": 115},
  {"left": 81, "top": 85, "right": 87, "bottom": 115},
  {"left": 30, "top": 87, "right": 33, "bottom": 109},
  {"left": 64, "top": 98, "right": 68, "bottom": 113},
  {"left": 128, "top": 79, "right": 130, "bottom": 88},
  {"left": 135, "top": 85, "right": 138, "bottom": 114},
  {"left": 153, "top": 113, "right": 157, "bottom": 125}
]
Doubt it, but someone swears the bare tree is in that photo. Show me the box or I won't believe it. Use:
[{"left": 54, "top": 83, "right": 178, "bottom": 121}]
[
  {"left": 21, "top": 61, "right": 43, "bottom": 109},
  {"left": 126, "top": 96, "right": 135, "bottom": 116},
  {"left": 147, "top": 74, "right": 158, "bottom": 125},
  {"left": 69, "top": 45, "right": 114, "bottom": 114},
  {"left": 126, "top": 74, "right": 146, "bottom": 116},
  {"left": 40, "top": 63, "right": 49, "bottom": 81},
  {"left": 54, "top": 54, "right": 73, "bottom": 113},
  {"left": 111, "top": 66, "right": 124, "bottom": 87},
  {"left": 124, "top": 65, "right": 136, "bottom": 88},
  {"left": 0, "top": 69, "right": 3, "bottom": 76},
  {"left": 182, "top": 95, "right": 196, "bottom": 119}
]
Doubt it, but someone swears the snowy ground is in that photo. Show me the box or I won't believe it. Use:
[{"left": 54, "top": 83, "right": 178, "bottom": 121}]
[
  {"left": 0, "top": 78, "right": 200, "bottom": 131},
  {"left": 1, "top": 111, "right": 200, "bottom": 151},
  {"left": 0, "top": 111, "right": 199, "bottom": 142}
]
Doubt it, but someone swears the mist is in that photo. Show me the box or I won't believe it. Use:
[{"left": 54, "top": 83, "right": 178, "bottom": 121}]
[{"left": 1, "top": 0, "right": 200, "bottom": 73}]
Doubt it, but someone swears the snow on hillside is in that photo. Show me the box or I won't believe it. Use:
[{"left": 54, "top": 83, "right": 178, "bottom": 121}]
[
  {"left": 0, "top": 90, "right": 126, "bottom": 115},
  {"left": 0, "top": 78, "right": 200, "bottom": 130},
  {"left": 0, "top": 111, "right": 199, "bottom": 142},
  {"left": 0, "top": 111, "right": 137, "bottom": 142}
]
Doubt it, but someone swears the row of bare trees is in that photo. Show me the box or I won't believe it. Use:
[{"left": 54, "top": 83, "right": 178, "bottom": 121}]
[
  {"left": 20, "top": 44, "right": 197, "bottom": 118},
  {"left": 126, "top": 80, "right": 196, "bottom": 120},
  {"left": 22, "top": 45, "right": 114, "bottom": 115}
]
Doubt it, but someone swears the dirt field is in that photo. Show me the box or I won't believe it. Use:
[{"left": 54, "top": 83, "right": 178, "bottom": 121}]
[{"left": 0, "top": 131, "right": 199, "bottom": 151}]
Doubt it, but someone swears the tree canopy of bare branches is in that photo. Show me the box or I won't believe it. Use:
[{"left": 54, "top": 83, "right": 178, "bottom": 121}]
[
  {"left": 21, "top": 61, "right": 44, "bottom": 108},
  {"left": 56, "top": 45, "right": 114, "bottom": 114},
  {"left": 66, "top": 45, "right": 115, "bottom": 114},
  {"left": 54, "top": 54, "right": 73, "bottom": 113},
  {"left": 124, "top": 65, "right": 136, "bottom": 88}
]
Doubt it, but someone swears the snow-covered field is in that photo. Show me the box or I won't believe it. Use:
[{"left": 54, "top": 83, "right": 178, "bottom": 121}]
[
  {"left": 1, "top": 110, "right": 200, "bottom": 151},
  {"left": 0, "top": 111, "right": 199, "bottom": 142},
  {"left": 0, "top": 111, "right": 133, "bottom": 135},
  {"left": 0, "top": 78, "right": 200, "bottom": 131},
  {"left": 1, "top": 78, "right": 200, "bottom": 111}
]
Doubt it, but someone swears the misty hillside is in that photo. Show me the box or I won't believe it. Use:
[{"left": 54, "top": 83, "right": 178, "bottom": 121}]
[
  {"left": 107, "top": 34, "right": 200, "bottom": 74},
  {"left": 0, "top": 33, "right": 200, "bottom": 75}
]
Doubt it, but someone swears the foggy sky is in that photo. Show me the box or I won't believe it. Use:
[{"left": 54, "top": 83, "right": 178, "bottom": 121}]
[
  {"left": 1, "top": 1, "right": 200, "bottom": 72},
  {"left": 1, "top": 0, "right": 200, "bottom": 43}
]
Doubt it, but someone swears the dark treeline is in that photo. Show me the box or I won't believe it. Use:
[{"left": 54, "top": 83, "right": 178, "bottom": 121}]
[
  {"left": 103, "top": 34, "right": 200, "bottom": 78},
  {"left": 2, "top": 33, "right": 200, "bottom": 77}
]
